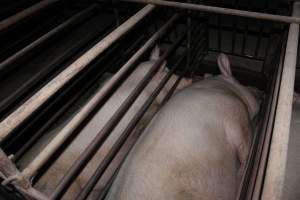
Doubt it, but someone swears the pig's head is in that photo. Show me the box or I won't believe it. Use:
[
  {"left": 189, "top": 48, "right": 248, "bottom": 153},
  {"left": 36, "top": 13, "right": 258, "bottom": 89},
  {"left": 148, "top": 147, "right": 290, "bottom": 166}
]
[
  {"left": 149, "top": 46, "right": 192, "bottom": 101},
  {"left": 217, "top": 53, "right": 261, "bottom": 120}
]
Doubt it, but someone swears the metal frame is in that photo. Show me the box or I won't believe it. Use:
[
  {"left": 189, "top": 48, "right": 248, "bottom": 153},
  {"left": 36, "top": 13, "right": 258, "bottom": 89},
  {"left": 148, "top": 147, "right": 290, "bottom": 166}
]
[
  {"left": 0, "top": 0, "right": 298, "bottom": 199},
  {"left": 0, "top": 4, "right": 155, "bottom": 143},
  {"left": 122, "top": 0, "right": 300, "bottom": 23}
]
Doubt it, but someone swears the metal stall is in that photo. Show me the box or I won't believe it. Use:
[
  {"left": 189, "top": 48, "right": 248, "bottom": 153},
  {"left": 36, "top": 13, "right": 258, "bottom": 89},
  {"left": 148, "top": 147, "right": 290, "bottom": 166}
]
[{"left": 0, "top": 0, "right": 298, "bottom": 199}]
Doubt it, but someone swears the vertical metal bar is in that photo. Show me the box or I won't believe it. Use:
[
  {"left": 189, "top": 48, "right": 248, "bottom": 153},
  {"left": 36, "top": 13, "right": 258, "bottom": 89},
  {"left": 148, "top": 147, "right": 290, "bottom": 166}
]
[
  {"left": 261, "top": 2, "right": 300, "bottom": 199},
  {"left": 0, "top": 5, "right": 155, "bottom": 143},
  {"left": 50, "top": 33, "right": 185, "bottom": 200},
  {"left": 0, "top": 0, "right": 60, "bottom": 32},
  {"left": 231, "top": 0, "right": 239, "bottom": 54},
  {"left": 255, "top": 0, "right": 269, "bottom": 58},
  {"left": 217, "top": 4, "right": 222, "bottom": 52},
  {"left": 21, "top": 12, "right": 177, "bottom": 182},
  {"left": 187, "top": 0, "right": 191, "bottom": 70},
  {"left": 76, "top": 55, "right": 185, "bottom": 200},
  {"left": 242, "top": 0, "right": 250, "bottom": 55}
]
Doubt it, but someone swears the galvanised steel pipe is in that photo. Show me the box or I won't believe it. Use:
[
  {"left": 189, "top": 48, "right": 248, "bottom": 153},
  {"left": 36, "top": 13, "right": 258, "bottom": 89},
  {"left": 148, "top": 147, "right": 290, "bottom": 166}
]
[
  {"left": 21, "top": 11, "right": 176, "bottom": 181},
  {"left": 0, "top": 5, "right": 155, "bottom": 142},
  {"left": 123, "top": 0, "right": 300, "bottom": 24},
  {"left": 0, "top": 0, "right": 61, "bottom": 32},
  {"left": 262, "top": 2, "right": 300, "bottom": 200}
]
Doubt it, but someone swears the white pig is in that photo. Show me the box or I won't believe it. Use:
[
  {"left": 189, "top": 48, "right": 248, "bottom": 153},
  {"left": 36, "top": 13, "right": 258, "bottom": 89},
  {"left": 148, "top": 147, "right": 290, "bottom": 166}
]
[
  {"left": 19, "top": 46, "right": 192, "bottom": 199},
  {"left": 282, "top": 93, "right": 300, "bottom": 200},
  {"left": 106, "top": 53, "right": 260, "bottom": 200}
]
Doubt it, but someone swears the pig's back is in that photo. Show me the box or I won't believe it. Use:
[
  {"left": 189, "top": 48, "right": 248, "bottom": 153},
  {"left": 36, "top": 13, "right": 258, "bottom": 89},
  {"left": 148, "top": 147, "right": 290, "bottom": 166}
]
[{"left": 106, "top": 86, "right": 249, "bottom": 200}]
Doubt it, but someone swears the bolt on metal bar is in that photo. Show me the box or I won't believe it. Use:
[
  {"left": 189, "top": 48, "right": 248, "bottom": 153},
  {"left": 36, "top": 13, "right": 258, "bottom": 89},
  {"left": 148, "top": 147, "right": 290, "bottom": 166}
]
[
  {"left": 0, "top": 4, "right": 98, "bottom": 78},
  {"left": 21, "top": 12, "right": 177, "bottom": 180},
  {"left": 50, "top": 32, "right": 185, "bottom": 200},
  {"left": 261, "top": 2, "right": 300, "bottom": 200},
  {"left": 0, "top": 4, "right": 155, "bottom": 143},
  {"left": 122, "top": 0, "right": 300, "bottom": 24},
  {"left": 76, "top": 54, "right": 186, "bottom": 200},
  {"left": 0, "top": 0, "right": 61, "bottom": 32}
]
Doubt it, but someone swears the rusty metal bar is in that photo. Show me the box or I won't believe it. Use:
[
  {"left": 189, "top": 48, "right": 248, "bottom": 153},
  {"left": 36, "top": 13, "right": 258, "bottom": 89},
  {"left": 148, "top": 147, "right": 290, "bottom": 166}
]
[
  {"left": 21, "top": 12, "right": 177, "bottom": 180},
  {"left": 76, "top": 54, "right": 186, "bottom": 200},
  {"left": 0, "top": 4, "right": 155, "bottom": 143},
  {"left": 0, "top": 0, "right": 60, "bottom": 32},
  {"left": 50, "top": 32, "right": 185, "bottom": 200},
  {"left": 0, "top": 4, "right": 98, "bottom": 78},
  {"left": 261, "top": 2, "right": 300, "bottom": 200},
  {"left": 122, "top": 0, "right": 300, "bottom": 23}
]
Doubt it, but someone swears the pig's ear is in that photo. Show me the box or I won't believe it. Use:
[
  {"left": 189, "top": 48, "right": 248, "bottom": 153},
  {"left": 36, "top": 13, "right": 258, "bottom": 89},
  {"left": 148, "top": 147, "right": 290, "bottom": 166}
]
[
  {"left": 217, "top": 53, "right": 232, "bottom": 77},
  {"left": 150, "top": 45, "right": 160, "bottom": 60}
]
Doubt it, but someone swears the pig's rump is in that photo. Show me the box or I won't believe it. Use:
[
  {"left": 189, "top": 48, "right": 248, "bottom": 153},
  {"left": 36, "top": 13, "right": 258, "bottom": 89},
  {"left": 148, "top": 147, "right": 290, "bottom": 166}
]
[{"left": 107, "top": 85, "right": 251, "bottom": 200}]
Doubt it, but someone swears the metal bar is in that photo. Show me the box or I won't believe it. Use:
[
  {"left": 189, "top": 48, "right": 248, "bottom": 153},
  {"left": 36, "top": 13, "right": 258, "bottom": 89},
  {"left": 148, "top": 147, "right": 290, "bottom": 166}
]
[
  {"left": 0, "top": 4, "right": 98, "bottom": 78},
  {"left": 241, "top": 0, "right": 251, "bottom": 56},
  {"left": 96, "top": 55, "right": 190, "bottom": 200},
  {"left": 50, "top": 32, "right": 185, "bottom": 200},
  {"left": 0, "top": 149, "right": 47, "bottom": 200},
  {"left": 0, "top": 14, "right": 113, "bottom": 119},
  {"left": 122, "top": 0, "right": 300, "bottom": 23},
  {"left": 254, "top": 0, "right": 269, "bottom": 58},
  {"left": 21, "top": 12, "right": 177, "bottom": 180},
  {"left": 250, "top": 36, "right": 287, "bottom": 200},
  {"left": 11, "top": 48, "right": 116, "bottom": 162},
  {"left": 0, "top": 5, "right": 155, "bottom": 142},
  {"left": 231, "top": 0, "right": 239, "bottom": 54},
  {"left": 76, "top": 54, "right": 186, "bottom": 200},
  {"left": 0, "top": 0, "right": 60, "bottom": 32},
  {"left": 261, "top": 2, "right": 300, "bottom": 199},
  {"left": 237, "top": 36, "right": 286, "bottom": 200}
]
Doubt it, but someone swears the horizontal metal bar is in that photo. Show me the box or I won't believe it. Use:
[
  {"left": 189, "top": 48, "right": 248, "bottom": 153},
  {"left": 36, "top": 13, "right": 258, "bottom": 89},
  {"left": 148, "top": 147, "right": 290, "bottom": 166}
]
[
  {"left": 0, "top": 4, "right": 98, "bottom": 78},
  {"left": 51, "top": 31, "right": 185, "bottom": 200},
  {"left": 21, "top": 11, "right": 175, "bottom": 181},
  {"left": 11, "top": 47, "right": 117, "bottom": 163},
  {"left": 261, "top": 2, "right": 300, "bottom": 200},
  {"left": 0, "top": 0, "right": 60, "bottom": 32},
  {"left": 76, "top": 51, "right": 185, "bottom": 200},
  {"left": 122, "top": 0, "right": 300, "bottom": 24},
  {"left": 0, "top": 5, "right": 155, "bottom": 143}
]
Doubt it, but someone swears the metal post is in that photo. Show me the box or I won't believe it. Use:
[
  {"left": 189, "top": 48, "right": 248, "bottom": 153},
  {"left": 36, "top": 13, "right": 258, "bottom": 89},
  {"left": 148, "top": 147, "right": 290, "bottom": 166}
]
[
  {"left": 122, "top": 0, "right": 300, "bottom": 24},
  {"left": 0, "top": 0, "right": 61, "bottom": 32},
  {"left": 261, "top": 2, "right": 300, "bottom": 200},
  {"left": 21, "top": 12, "right": 176, "bottom": 180},
  {"left": 0, "top": 5, "right": 155, "bottom": 142}
]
